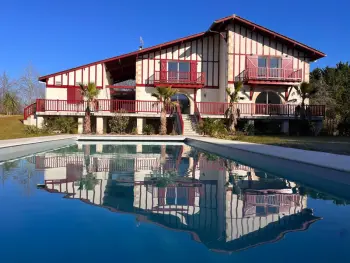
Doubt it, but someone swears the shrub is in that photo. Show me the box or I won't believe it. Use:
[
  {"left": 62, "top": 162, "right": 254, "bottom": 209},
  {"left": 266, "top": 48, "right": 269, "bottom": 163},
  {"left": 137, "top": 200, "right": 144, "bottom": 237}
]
[
  {"left": 243, "top": 122, "right": 255, "bottom": 136},
  {"left": 198, "top": 118, "right": 227, "bottom": 137},
  {"left": 109, "top": 109, "right": 130, "bottom": 134},
  {"left": 143, "top": 124, "right": 155, "bottom": 135},
  {"left": 44, "top": 117, "right": 78, "bottom": 134},
  {"left": 24, "top": 125, "right": 44, "bottom": 135},
  {"left": 131, "top": 126, "right": 138, "bottom": 135}
]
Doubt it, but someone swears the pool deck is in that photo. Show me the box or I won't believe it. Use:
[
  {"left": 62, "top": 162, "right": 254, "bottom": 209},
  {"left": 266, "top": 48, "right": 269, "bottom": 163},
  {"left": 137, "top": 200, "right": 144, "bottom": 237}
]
[
  {"left": 186, "top": 136, "right": 350, "bottom": 173},
  {"left": 0, "top": 135, "right": 349, "bottom": 172}
]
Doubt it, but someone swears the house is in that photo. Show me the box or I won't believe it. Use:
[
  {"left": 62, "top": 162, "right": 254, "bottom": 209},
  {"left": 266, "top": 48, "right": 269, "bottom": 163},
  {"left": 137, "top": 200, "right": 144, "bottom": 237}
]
[{"left": 23, "top": 14, "right": 326, "bottom": 134}]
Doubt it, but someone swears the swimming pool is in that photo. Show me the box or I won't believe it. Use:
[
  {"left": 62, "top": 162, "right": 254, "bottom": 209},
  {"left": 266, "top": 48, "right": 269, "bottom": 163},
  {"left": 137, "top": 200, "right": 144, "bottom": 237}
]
[{"left": 0, "top": 142, "right": 349, "bottom": 263}]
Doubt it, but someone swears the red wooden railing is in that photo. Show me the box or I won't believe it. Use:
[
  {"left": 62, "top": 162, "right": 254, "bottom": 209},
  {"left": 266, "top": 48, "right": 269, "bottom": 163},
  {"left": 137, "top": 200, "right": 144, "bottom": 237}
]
[
  {"left": 154, "top": 71, "right": 205, "bottom": 85},
  {"left": 23, "top": 102, "right": 36, "bottom": 120},
  {"left": 36, "top": 99, "right": 163, "bottom": 113},
  {"left": 245, "top": 67, "right": 302, "bottom": 82},
  {"left": 196, "top": 102, "right": 325, "bottom": 117}
]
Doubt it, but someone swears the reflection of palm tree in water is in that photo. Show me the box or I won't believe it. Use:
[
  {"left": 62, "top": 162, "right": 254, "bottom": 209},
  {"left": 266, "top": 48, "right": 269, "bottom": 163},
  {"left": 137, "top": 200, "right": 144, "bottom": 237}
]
[{"left": 75, "top": 145, "right": 98, "bottom": 190}]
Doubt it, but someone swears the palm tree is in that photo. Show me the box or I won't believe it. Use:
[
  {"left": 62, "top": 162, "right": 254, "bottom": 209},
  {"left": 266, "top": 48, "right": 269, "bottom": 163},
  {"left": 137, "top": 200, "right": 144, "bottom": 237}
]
[
  {"left": 296, "top": 81, "right": 318, "bottom": 119},
  {"left": 151, "top": 86, "right": 178, "bottom": 135},
  {"left": 297, "top": 81, "right": 318, "bottom": 108},
  {"left": 225, "top": 81, "right": 243, "bottom": 133},
  {"left": 2, "top": 92, "right": 19, "bottom": 115},
  {"left": 79, "top": 82, "right": 100, "bottom": 134}
]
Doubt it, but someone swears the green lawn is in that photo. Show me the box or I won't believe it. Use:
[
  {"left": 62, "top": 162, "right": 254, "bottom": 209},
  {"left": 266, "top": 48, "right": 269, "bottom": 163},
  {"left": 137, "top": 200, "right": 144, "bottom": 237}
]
[
  {"left": 236, "top": 135, "right": 350, "bottom": 155},
  {"left": 0, "top": 115, "right": 42, "bottom": 140}
]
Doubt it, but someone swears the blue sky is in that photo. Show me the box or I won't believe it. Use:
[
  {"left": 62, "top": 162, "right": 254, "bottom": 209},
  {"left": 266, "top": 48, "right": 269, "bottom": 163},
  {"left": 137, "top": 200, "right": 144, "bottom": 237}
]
[{"left": 1, "top": 0, "right": 349, "bottom": 78}]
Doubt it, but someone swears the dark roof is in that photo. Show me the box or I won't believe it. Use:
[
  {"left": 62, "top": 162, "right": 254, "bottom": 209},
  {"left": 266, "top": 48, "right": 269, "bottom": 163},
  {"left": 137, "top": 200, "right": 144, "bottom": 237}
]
[{"left": 39, "top": 15, "right": 325, "bottom": 81}]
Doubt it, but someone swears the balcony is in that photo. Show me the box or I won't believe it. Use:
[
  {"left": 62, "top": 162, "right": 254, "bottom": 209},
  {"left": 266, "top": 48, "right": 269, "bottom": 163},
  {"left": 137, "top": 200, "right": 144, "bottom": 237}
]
[
  {"left": 154, "top": 71, "right": 205, "bottom": 87},
  {"left": 196, "top": 102, "right": 325, "bottom": 117},
  {"left": 244, "top": 67, "right": 302, "bottom": 84}
]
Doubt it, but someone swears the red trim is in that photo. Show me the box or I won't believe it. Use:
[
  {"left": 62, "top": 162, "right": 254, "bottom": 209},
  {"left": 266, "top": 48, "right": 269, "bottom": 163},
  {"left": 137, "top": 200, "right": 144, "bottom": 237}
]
[
  {"left": 285, "top": 87, "right": 289, "bottom": 101},
  {"left": 246, "top": 80, "right": 300, "bottom": 86},
  {"left": 95, "top": 64, "right": 97, "bottom": 85},
  {"left": 249, "top": 86, "right": 254, "bottom": 101},
  {"left": 106, "top": 85, "right": 135, "bottom": 89},
  {"left": 39, "top": 32, "right": 205, "bottom": 81},
  {"left": 141, "top": 56, "right": 144, "bottom": 84},
  {"left": 232, "top": 25, "right": 235, "bottom": 82},
  {"left": 239, "top": 26, "right": 241, "bottom": 81},
  {"left": 210, "top": 15, "right": 325, "bottom": 59},
  {"left": 46, "top": 84, "right": 102, "bottom": 89}
]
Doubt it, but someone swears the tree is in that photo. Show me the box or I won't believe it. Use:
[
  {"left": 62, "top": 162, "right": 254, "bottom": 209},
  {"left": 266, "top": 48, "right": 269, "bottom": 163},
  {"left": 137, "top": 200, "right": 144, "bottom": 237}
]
[
  {"left": 225, "top": 81, "right": 243, "bottom": 133},
  {"left": 2, "top": 92, "right": 19, "bottom": 115},
  {"left": 0, "top": 72, "right": 16, "bottom": 114},
  {"left": 310, "top": 62, "right": 350, "bottom": 134},
  {"left": 151, "top": 86, "right": 178, "bottom": 135},
  {"left": 79, "top": 82, "right": 100, "bottom": 134},
  {"left": 296, "top": 81, "right": 318, "bottom": 107},
  {"left": 19, "top": 64, "right": 45, "bottom": 106}
]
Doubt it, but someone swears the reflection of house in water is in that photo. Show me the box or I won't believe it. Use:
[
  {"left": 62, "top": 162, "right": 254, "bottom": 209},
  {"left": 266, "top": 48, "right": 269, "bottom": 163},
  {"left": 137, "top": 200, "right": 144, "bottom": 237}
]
[{"left": 36, "top": 144, "right": 321, "bottom": 253}]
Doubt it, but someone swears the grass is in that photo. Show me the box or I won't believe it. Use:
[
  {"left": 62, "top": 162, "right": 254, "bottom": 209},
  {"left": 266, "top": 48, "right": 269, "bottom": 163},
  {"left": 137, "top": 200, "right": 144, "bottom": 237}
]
[
  {"left": 235, "top": 135, "right": 350, "bottom": 156},
  {"left": 0, "top": 115, "right": 47, "bottom": 140}
]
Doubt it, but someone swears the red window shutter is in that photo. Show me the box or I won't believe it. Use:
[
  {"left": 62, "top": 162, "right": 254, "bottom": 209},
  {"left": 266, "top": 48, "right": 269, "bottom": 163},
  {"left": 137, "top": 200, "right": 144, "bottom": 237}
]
[
  {"left": 75, "top": 88, "right": 83, "bottom": 101},
  {"left": 67, "top": 88, "right": 75, "bottom": 104},
  {"left": 246, "top": 55, "right": 258, "bottom": 79},
  {"left": 282, "top": 57, "right": 293, "bottom": 78},
  {"left": 160, "top": 60, "right": 167, "bottom": 81},
  {"left": 190, "top": 61, "right": 197, "bottom": 82}
]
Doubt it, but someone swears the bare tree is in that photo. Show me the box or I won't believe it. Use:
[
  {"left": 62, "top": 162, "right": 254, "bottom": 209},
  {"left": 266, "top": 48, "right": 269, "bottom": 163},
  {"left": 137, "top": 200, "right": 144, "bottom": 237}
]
[
  {"left": 0, "top": 71, "right": 17, "bottom": 113},
  {"left": 19, "top": 64, "right": 45, "bottom": 106}
]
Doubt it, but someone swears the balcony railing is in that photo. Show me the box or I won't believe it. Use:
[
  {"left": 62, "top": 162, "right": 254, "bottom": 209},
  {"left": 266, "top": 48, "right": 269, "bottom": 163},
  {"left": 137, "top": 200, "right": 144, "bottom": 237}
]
[
  {"left": 196, "top": 102, "right": 325, "bottom": 117},
  {"left": 154, "top": 71, "right": 205, "bottom": 86},
  {"left": 35, "top": 99, "right": 174, "bottom": 114},
  {"left": 23, "top": 102, "right": 37, "bottom": 120},
  {"left": 244, "top": 67, "right": 302, "bottom": 82},
  {"left": 30, "top": 100, "right": 325, "bottom": 117}
]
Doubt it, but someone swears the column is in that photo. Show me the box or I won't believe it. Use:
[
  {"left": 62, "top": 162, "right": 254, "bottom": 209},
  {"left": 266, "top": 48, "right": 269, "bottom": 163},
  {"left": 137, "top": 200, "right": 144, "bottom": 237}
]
[
  {"left": 36, "top": 116, "right": 44, "bottom": 129},
  {"left": 96, "top": 117, "right": 104, "bottom": 135},
  {"left": 78, "top": 117, "right": 84, "bottom": 134},
  {"left": 96, "top": 144, "right": 103, "bottom": 153},
  {"left": 281, "top": 120, "right": 290, "bottom": 135},
  {"left": 137, "top": 118, "right": 144, "bottom": 135},
  {"left": 136, "top": 144, "right": 143, "bottom": 153}
]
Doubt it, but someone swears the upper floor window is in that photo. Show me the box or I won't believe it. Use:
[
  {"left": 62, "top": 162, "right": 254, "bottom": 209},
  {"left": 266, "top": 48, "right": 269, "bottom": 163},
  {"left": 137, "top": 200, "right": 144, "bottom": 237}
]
[
  {"left": 258, "top": 57, "right": 282, "bottom": 68},
  {"left": 55, "top": 80, "right": 62, "bottom": 85},
  {"left": 168, "top": 61, "right": 190, "bottom": 81},
  {"left": 168, "top": 61, "right": 190, "bottom": 72}
]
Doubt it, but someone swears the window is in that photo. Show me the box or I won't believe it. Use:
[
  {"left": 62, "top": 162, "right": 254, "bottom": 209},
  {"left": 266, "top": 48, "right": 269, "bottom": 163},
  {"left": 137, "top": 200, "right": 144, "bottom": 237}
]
[
  {"left": 258, "top": 57, "right": 267, "bottom": 68},
  {"left": 257, "top": 57, "right": 282, "bottom": 78},
  {"left": 270, "top": 58, "right": 281, "bottom": 68},
  {"left": 167, "top": 61, "right": 190, "bottom": 81},
  {"left": 55, "top": 80, "right": 62, "bottom": 85}
]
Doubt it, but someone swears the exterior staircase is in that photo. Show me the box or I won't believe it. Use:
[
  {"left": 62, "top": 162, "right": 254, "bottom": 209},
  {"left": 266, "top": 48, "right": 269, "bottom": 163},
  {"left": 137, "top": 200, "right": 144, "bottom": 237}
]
[{"left": 182, "top": 114, "right": 200, "bottom": 136}]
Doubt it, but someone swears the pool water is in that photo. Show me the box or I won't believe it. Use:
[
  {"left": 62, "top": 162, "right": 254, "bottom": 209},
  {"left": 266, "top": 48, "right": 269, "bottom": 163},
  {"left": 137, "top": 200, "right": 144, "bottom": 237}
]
[{"left": 0, "top": 143, "right": 349, "bottom": 263}]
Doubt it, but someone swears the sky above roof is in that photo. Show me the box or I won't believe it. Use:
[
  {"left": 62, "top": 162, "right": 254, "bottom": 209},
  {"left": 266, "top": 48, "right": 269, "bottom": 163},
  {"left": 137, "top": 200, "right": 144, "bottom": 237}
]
[{"left": 1, "top": 0, "right": 349, "bottom": 79}]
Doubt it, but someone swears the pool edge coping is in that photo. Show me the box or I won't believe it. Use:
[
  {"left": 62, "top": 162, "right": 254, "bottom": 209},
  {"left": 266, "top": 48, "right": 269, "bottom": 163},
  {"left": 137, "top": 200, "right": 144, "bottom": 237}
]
[{"left": 0, "top": 135, "right": 349, "bottom": 173}]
